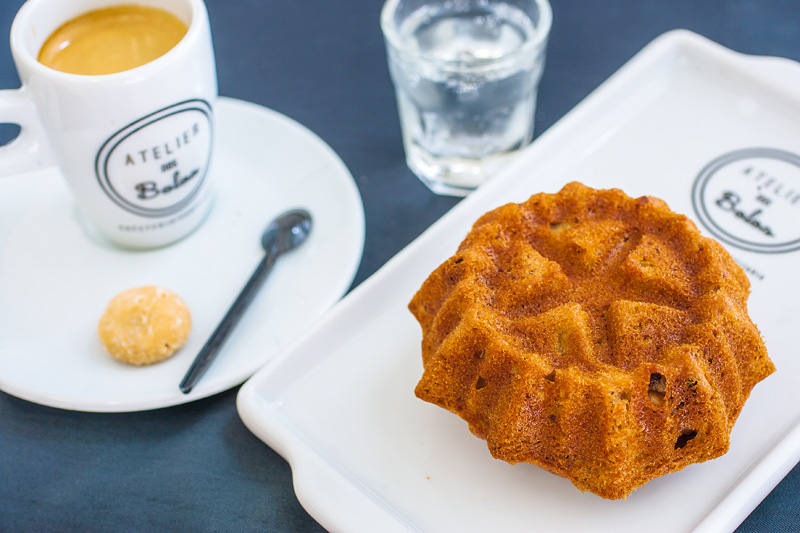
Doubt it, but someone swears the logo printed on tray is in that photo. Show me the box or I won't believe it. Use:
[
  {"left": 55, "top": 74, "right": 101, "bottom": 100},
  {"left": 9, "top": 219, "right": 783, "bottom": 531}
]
[
  {"left": 692, "top": 148, "right": 800, "bottom": 254},
  {"left": 95, "top": 99, "right": 214, "bottom": 217}
]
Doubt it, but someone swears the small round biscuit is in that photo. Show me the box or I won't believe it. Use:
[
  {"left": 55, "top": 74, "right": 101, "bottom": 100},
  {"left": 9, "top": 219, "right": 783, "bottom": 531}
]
[{"left": 98, "top": 285, "right": 192, "bottom": 365}]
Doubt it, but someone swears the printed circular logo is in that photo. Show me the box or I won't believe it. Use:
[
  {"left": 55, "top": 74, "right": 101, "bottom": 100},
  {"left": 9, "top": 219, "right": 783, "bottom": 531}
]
[
  {"left": 692, "top": 148, "right": 800, "bottom": 254},
  {"left": 96, "top": 99, "right": 214, "bottom": 218}
]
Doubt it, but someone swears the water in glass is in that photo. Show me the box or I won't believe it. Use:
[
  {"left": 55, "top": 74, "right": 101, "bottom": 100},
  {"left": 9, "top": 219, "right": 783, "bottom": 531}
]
[{"left": 388, "top": 1, "right": 548, "bottom": 195}]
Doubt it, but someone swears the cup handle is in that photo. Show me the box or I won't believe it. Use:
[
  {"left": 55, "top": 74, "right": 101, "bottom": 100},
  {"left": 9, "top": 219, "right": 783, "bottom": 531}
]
[{"left": 0, "top": 86, "right": 55, "bottom": 176}]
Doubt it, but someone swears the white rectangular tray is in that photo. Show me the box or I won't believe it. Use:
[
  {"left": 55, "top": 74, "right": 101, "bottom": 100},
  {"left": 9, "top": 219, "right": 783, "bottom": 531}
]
[{"left": 237, "top": 30, "right": 800, "bottom": 532}]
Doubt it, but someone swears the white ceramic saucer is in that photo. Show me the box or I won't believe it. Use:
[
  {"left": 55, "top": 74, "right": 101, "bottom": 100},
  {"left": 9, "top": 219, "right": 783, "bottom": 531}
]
[{"left": 0, "top": 97, "right": 365, "bottom": 412}]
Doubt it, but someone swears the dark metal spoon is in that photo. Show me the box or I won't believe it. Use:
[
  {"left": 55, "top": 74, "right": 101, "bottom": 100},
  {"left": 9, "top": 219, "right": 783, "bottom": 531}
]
[{"left": 179, "top": 208, "right": 313, "bottom": 394}]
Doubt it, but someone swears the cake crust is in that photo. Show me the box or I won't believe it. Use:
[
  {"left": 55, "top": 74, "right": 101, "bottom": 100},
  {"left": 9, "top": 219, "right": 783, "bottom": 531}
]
[{"left": 409, "top": 182, "right": 774, "bottom": 499}]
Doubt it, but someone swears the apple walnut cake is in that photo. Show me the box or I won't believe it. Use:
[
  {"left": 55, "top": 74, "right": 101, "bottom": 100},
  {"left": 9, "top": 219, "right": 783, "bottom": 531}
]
[{"left": 409, "top": 182, "right": 774, "bottom": 499}]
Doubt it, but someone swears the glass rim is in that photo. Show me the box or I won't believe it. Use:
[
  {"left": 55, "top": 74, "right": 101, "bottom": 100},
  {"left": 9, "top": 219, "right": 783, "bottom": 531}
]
[{"left": 380, "top": 0, "right": 553, "bottom": 67}]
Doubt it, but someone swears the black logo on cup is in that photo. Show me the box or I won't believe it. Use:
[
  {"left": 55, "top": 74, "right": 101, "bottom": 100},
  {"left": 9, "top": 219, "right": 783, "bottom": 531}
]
[
  {"left": 692, "top": 148, "right": 800, "bottom": 254},
  {"left": 95, "top": 99, "right": 214, "bottom": 217}
]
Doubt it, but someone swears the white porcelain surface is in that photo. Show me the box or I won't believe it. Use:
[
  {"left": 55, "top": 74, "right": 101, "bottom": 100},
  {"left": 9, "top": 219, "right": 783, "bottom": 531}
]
[
  {"left": 237, "top": 31, "right": 800, "bottom": 532},
  {"left": 0, "top": 97, "right": 365, "bottom": 412}
]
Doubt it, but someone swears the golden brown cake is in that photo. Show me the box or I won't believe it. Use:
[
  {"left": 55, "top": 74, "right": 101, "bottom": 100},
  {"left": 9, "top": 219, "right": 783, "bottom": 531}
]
[
  {"left": 98, "top": 285, "right": 192, "bottom": 366},
  {"left": 409, "top": 181, "right": 774, "bottom": 499}
]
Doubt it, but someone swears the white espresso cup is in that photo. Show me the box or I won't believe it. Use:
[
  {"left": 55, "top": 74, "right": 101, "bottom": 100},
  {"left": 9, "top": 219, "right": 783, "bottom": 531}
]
[{"left": 0, "top": 0, "right": 218, "bottom": 248}]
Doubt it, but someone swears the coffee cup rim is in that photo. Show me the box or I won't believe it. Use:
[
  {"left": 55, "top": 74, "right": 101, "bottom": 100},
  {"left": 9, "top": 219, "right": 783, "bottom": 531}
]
[{"left": 10, "top": 0, "right": 210, "bottom": 82}]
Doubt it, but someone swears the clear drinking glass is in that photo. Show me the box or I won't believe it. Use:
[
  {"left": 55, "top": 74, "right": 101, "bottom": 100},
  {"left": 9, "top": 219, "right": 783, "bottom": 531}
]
[{"left": 381, "top": 0, "right": 552, "bottom": 196}]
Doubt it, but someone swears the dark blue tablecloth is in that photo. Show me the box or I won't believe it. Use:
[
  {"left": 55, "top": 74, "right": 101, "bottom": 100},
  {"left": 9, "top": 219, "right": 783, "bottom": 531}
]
[{"left": 1, "top": 1, "right": 798, "bottom": 531}]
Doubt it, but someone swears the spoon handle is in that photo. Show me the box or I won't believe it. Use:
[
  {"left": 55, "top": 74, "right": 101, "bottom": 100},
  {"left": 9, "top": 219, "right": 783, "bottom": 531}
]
[{"left": 179, "top": 249, "right": 278, "bottom": 394}]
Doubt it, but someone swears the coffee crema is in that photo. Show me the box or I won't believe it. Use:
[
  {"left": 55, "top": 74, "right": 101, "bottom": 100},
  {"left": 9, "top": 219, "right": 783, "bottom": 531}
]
[{"left": 38, "top": 5, "right": 188, "bottom": 75}]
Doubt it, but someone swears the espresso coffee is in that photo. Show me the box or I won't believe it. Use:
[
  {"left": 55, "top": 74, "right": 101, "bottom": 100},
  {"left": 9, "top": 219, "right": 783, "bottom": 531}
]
[{"left": 38, "top": 5, "right": 188, "bottom": 75}]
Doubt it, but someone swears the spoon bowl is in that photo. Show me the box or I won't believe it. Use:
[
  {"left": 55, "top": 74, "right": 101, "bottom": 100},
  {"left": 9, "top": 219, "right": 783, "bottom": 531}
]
[{"left": 262, "top": 209, "right": 313, "bottom": 253}]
